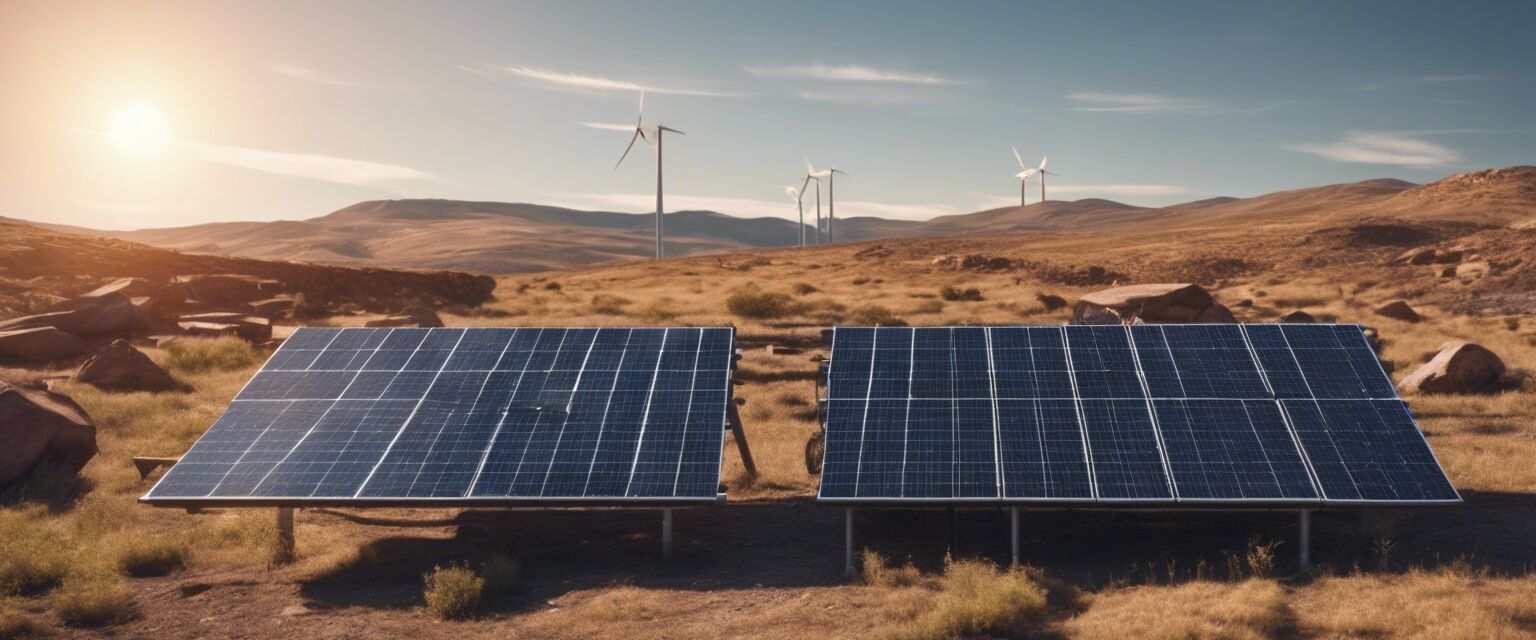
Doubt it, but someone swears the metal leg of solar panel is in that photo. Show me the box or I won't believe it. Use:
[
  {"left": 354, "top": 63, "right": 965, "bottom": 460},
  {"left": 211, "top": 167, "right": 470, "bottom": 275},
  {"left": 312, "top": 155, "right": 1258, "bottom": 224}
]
[
  {"left": 276, "top": 507, "right": 295, "bottom": 560},
  {"left": 1298, "top": 509, "right": 1312, "bottom": 573},
  {"left": 662, "top": 509, "right": 674, "bottom": 562},
  {"left": 844, "top": 509, "right": 855, "bottom": 578},
  {"left": 726, "top": 403, "right": 758, "bottom": 478},
  {"left": 1010, "top": 508, "right": 1020, "bottom": 568}
]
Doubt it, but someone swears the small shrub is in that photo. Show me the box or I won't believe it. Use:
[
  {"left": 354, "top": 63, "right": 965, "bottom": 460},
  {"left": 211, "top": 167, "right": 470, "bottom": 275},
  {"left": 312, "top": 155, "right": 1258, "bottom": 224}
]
[
  {"left": 52, "top": 573, "right": 138, "bottom": 627},
  {"left": 633, "top": 300, "right": 680, "bottom": 322},
  {"left": 0, "top": 512, "right": 70, "bottom": 595},
  {"left": 725, "top": 288, "right": 796, "bottom": 319},
  {"left": 861, "top": 550, "right": 921, "bottom": 588},
  {"left": 423, "top": 564, "right": 484, "bottom": 620},
  {"left": 481, "top": 554, "right": 521, "bottom": 599},
  {"left": 0, "top": 598, "right": 48, "bottom": 638},
  {"left": 543, "top": 282, "right": 562, "bottom": 291},
  {"left": 939, "top": 286, "right": 984, "bottom": 302},
  {"left": 113, "top": 537, "right": 189, "bottom": 577},
  {"left": 165, "top": 337, "right": 260, "bottom": 373},
  {"left": 1246, "top": 538, "right": 1280, "bottom": 578},
  {"left": 514, "top": 283, "right": 531, "bottom": 294},
  {"left": 852, "top": 277, "right": 870, "bottom": 286},
  {"left": 791, "top": 283, "right": 820, "bottom": 295},
  {"left": 290, "top": 293, "right": 327, "bottom": 320},
  {"left": 849, "top": 305, "right": 907, "bottom": 326},
  {"left": 892, "top": 558, "right": 1053, "bottom": 640},
  {"left": 912, "top": 300, "right": 944, "bottom": 314},
  {"left": 590, "top": 294, "right": 632, "bottom": 315}
]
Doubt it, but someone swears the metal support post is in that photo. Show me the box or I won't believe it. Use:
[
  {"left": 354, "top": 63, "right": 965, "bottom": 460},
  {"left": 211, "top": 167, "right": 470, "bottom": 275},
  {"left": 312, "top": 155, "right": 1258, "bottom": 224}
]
[
  {"left": 276, "top": 507, "right": 295, "bottom": 560},
  {"left": 1010, "top": 507, "right": 1021, "bottom": 568},
  {"left": 1299, "top": 509, "right": 1312, "bottom": 573},
  {"left": 663, "top": 509, "right": 674, "bottom": 561},
  {"left": 844, "top": 509, "right": 855, "bottom": 578}
]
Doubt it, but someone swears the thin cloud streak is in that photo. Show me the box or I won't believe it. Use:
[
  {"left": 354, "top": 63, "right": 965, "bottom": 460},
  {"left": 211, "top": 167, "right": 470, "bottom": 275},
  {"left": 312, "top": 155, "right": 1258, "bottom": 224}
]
[
  {"left": 1359, "top": 74, "right": 1489, "bottom": 91},
  {"left": 269, "top": 64, "right": 370, "bottom": 88},
  {"left": 465, "top": 65, "right": 739, "bottom": 96},
  {"left": 1069, "top": 92, "right": 1218, "bottom": 113},
  {"left": 744, "top": 63, "right": 960, "bottom": 85},
  {"left": 1287, "top": 131, "right": 1462, "bottom": 167},
  {"left": 548, "top": 192, "right": 955, "bottom": 221},
  {"left": 177, "top": 140, "right": 450, "bottom": 193}
]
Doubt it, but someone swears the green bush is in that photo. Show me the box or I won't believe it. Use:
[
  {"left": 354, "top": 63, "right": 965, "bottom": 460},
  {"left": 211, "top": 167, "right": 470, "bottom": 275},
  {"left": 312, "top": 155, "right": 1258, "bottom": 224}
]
[
  {"left": 165, "top": 337, "right": 260, "bottom": 373},
  {"left": 423, "top": 564, "right": 484, "bottom": 620},
  {"left": 725, "top": 288, "right": 796, "bottom": 319}
]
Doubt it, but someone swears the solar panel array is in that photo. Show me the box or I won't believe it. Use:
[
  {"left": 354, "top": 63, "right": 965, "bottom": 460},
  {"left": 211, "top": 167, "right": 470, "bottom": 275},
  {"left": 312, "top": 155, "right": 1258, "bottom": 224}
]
[
  {"left": 818, "top": 324, "right": 1459, "bottom": 505},
  {"left": 145, "top": 326, "right": 735, "bottom": 504}
]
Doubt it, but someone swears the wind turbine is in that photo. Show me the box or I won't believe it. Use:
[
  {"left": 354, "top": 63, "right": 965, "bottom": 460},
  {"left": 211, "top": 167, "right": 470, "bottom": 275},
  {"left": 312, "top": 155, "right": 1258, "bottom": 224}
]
[
  {"left": 1034, "top": 155, "right": 1058, "bottom": 203},
  {"left": 800, "top": 162, "right": 822, "bottom": 244},
  {"left": 1011, "top": 146, "right": 1038, "bottom": 206},
  {"left": 580, "top": 91, "right": 683, "bottom": 260},
  {"left": 784, "top": 184, "right": 808, "bottom": 246},
  {"left": 806, "top": 159, "right": 848, "bottom": 243}
]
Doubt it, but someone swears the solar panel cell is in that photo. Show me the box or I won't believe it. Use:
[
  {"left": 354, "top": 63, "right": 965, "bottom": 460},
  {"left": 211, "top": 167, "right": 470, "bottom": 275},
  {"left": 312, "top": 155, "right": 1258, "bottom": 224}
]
[{"left": 1153, "top": 399, "right": 1317, "bottom": 500}]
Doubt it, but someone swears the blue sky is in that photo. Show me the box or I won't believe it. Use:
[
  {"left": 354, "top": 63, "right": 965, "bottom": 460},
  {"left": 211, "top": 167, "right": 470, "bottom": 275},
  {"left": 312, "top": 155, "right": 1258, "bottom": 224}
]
[{"left": 1, "top": 0, "right": 1531, "bottom": 228}]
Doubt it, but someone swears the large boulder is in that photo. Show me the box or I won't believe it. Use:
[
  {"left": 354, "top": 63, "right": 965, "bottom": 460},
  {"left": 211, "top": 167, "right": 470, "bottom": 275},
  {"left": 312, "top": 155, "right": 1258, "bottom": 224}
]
[
  {"left": 0, "top": 292, "right": 136, "bottom": 338},
  {"left": 1373, "top": 300, "right": 1421, "bottom": 323},
  {"left": 73, "top": 340, "right": 177, "bottom": 392},
  {"left": 177, "top": 312, "right": 272, "bottom": 342},
  {"left": 1073, "top": 283, "right": 1228, "bottom": 324},
  {"left": 400, "top": 304, "right": 444, "bottom": 328},
  {"left": 0, "top": 381, "right": 98, "bottom": 488},
  {"left": 173, "top": 274, "right": 276, "bottom": 307},
  {"left": 57, "top": 278, "right": 159, "bottom": 310},
  {"left": 0, "top": 327, "right": 87, "bottom": 361},
  {"left": 1397, "top": 247, "right": 1437, "bottom": 265},
  {"left": 1279, "top": 310, "right": 1316, "bottom": 323},
  {"left": 249, "top": 296, "right": 296, "bottom": 319},
  {"left": 1398, "top": 342, "right": 1507, "bottom": 394}
]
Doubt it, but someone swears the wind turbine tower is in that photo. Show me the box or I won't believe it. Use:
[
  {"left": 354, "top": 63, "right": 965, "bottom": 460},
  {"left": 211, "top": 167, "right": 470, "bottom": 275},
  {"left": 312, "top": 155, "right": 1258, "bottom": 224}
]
[
  {"left": 581, "top": 91, "right": 684, "bottom": 259},
  {"left": 1011, "top": 146, "right": 1039, "bottom": 206}
]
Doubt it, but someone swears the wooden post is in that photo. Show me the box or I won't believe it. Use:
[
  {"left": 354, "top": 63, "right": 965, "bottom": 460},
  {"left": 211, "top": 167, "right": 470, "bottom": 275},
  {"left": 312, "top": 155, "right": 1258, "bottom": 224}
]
[
  {"left": 726, "top": 403, "right": 758, "bottom": 478},
  {"left": 276, "top": 507, "right": 295, "bottom": 560},
  {"left": 844, "top": 509, "right": 855, "bottom": 578},
  {"left": 662, "top": 509, "right": 674, "bottom": 561},
  {"left": 1298, "top": 509, "right": 1311, "bottom": 573}
]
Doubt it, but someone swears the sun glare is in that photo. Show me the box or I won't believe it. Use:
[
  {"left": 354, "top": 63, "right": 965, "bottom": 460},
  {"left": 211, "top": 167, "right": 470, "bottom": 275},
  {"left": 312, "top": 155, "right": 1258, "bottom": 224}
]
[{"left": 109, "top": 104, "right": 170, "bottom": 157}]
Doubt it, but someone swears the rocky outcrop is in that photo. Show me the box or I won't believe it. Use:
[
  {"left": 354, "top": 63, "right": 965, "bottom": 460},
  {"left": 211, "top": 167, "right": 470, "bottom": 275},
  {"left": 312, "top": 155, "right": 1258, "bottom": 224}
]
[
  {"left": 73, "top": 340, "right": 177, "bottom": 392},
  {"left": 0, "top": 327, "right": 87, "bottom": 361},
  {"left": 249, "top": 297, "right": 296, "bottom": 319},
  {"left": 0, "top": 292, "right": 136, "bottom": 338},
  {"left": 172, "top": 274, "right": 276, "bottom": 307},
  {"left": 176, "top": 312, "right": 272, "bottom": 342},
  {"left": 0, "top": 381, "right": 98, "bottom": 488},
  {"left": 1073, "top": 283, "right": 1231, "bottom": 324},
  {"left": 1373, "top": 300, "right": 1421, "bottom": 323},
  {"left": 1278, "top": 310, "right": 1316, "bottom": 323},
  {"left": 1397, "top": 247, "right": 1437, "bottom": 265},
  {"left": 400, "top": 305, "right": 445, "bottom": 328},
  {"left": 1398, "top": 342, "right": 1507, "bottom": 394}
]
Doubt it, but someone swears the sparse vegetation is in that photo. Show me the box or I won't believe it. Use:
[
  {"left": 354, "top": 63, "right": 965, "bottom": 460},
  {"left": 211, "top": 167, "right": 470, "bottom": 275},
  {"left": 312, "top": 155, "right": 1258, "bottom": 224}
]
[
  {"left": 111, "top": 536, "right": 188, "bottom": 577},
  {"left": 423, "top": 564, "right": 485, "bottom": 620},
  {"left": 0, "top": 513, "right": 70, "bottom": 595},
  {"left": 481, "top": 554, "right": 522, "bottom": 599},
  {"left": 887, "top": 558, "right": 1057, "bottom": 640},
  {"left": 939, "top": 285, "right": 983, "bottom": 301},
  {"left": 165, "top": 337, "right": 261, "bottom": 373},
  {"left": 860, "top": 550, "right": 920, "bottom": 588},
  {"left": 0, "top": 598, "right": 48, "bottom": 638},
  {"left": 51, "top": 572, "right": 137, "bottom": 627},
  {"left": 725, "top": 287, "right": 796, "bottom": 319},
  {"left": 590, "top": 293, "right": 632, "bottom": 315},
  {"left": 791, "top": 282, "right": 819, "bottom": 295},
  {"left": 849, "top": 304, "right": 906, "bottom": 326}
]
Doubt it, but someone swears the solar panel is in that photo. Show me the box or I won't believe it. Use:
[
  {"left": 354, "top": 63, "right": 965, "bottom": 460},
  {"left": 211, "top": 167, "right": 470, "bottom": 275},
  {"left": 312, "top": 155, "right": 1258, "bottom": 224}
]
[
  {"left": 817, "top": 324, "right": 1459, "bottom": 506},
  {"left": 144, "top": 326, "right": 736, "bottom": 505}
]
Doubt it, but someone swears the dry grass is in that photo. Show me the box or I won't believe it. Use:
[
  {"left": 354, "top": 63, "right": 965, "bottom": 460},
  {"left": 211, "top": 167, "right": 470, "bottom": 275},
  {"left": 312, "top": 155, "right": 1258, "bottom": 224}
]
[
  {"left": 0, "top": 512, "right": 70, "bottom": 596},
  {"left": 883, "top": 557, "right": 1060, "bottom": 640},
  {"left": 50, "top": 571, "right": 137, "bottom": 628},
  {"left": 1294, "top": 563, "right": 1536, "bottom": 639},
  {"left": 0, "top": 597, "right": 48, "bottom": 639},
  {"left": 109, "top": 535, "right": 188, "bottom": 577},
  {"left": 164, "top": 336, "right": 262, "bottom": 373},
  {"left": 422, "top": 564, "right": 484, "bottom": 620},
  {"left": 1065, "top": 579, "right": 1294, "bottom": 640}
]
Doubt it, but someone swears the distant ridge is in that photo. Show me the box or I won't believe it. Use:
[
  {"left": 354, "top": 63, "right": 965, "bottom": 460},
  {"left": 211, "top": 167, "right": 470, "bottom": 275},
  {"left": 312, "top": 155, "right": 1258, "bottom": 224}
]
[{"left": 35, "top": 167, "right": 1536, "bottom": 274}]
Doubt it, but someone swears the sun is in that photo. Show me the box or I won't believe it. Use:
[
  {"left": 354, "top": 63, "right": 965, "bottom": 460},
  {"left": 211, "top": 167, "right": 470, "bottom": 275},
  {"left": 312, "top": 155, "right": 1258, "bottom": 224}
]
[{"left": 109, "top": 104, "right": 170, "bottom": 157}]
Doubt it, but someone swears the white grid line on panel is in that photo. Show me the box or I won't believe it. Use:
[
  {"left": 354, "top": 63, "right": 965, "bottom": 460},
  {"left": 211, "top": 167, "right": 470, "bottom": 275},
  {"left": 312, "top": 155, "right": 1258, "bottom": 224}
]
[
  {"left": 623, "top": 328, "right": 670, "bottom": 496},
  {"left": 1059, "top": 326, "right": 1099, "bottom": 500},
  {"left": 669, "top": 329, "right": 706, "bottom": 497},
  {"left": 1123, "top": 324, "right": 1178, "bottom": 500},
  {"left": 351, "top": 329, "right": 468, "bottom": 498},
  {"left": 467, "top": 328, "right": 545, "bottom": 496},
  {"left": 536, "top": 330, "right": 603, "bottom": 495},
  {"left": 984, "top": 328, "right": 1003, "bottom": 497},
  {"left": 579, "top": 329, "right": 636, "bottom": 496}
]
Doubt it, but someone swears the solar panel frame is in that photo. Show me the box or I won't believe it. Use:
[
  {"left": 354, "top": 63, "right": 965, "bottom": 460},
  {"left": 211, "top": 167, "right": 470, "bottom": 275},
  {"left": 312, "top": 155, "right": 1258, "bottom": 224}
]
[
  {"left": 141, "top": 326, "right": 737, "bottom": 508},
  {"left": 816, "top": 323, "right": 1461, "bottom": 508}
]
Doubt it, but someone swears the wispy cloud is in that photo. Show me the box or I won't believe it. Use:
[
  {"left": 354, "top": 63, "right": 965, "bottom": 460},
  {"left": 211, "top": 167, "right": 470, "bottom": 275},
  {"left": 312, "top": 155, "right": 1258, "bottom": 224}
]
[
  {"left": 1358, "top": 74, "right": 1489, "bottom": 91},
  {"left": 461, "top": 65, "right": 738, "bottom": 97},
  {"left": 1068, "top": 92, "right": 1219, "bottom": 113},
  {"left": 547, "top": 192, "right": 955, "bottom": 221},
  {"left": 794, "top": 87, "right": 947, "bottom": 105},
  {"left": 744, "top": 63, "right": 960, "bottom": 85},
  {"left": 269, "top": 64, "right": 370, "bottom": 88},
  {"left": 1287, "top": 130, "right": 1461, "bottom": 167},
  {"left": 177, "top": 140, "right": 450, "bottom": 193}
]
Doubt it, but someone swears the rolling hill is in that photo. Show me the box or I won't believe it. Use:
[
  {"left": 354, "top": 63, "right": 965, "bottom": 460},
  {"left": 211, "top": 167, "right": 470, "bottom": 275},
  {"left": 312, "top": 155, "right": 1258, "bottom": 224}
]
[{"left": 38, "top": 166, "right": 1536, "bottom": 274}]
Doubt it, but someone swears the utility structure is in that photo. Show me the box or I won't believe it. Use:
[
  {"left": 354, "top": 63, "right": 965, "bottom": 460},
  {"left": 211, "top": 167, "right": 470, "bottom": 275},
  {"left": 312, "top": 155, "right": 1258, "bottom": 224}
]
[
  {"left": 1033, "top": 155, "right": 1057, "bottom": 203},
  {"left": 582, "top": 91, "right": 684, "bottom": 259},
  {"left": 1011, "top": 146, "right": 1039, "bottom": 206},
  {"left": 805, "top": 158, "right": 846, "bottom": 243},
  {"left": 785, "top": 184, "right": 809, "bottom": 246}
]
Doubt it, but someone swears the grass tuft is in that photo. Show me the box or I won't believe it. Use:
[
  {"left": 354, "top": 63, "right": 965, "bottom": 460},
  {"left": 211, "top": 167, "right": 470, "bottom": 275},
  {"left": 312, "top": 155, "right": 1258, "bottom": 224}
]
[
  {"left": 590, "top": 294, "right": 632, "bottom": 315},
  {"left": 0, "top": 513, "right": 70, "bottom": 596},
  {"left": 51, "top": 572, "right": 137, "bottom": 628},
  {"left": 165, "top": 337, "right": 261, "bottom": 373},
  {"left": 423, "top": 564, "right": 484, "bottom": 620},
  {"left": 888, "top": 557, "right": 1054, "bottom": 640},
  {"left": 112, "top": 536, "right": 189, "bottom": 577},
  {"left": 848, "top": 305, "right": 907, "bottom": 326},
  {"left": 0, "top": 597, "right": 49, "bottom": 638},
  {"left": 861, "top": 549, "right": 921, "bottom": 588},
  {"left": 725, "top": 287, "right": 796, "bottom": 319}
]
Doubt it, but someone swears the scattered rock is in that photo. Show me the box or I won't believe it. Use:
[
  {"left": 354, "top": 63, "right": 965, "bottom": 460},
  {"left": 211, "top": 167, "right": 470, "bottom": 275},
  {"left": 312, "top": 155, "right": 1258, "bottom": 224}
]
[
  {"left": 249, "top": 297, "right": 296, "bottom": 319},
  {"left": 0, "top": 327, "right": 86, "bottom": 361},
  {"left": 365, "top": 315, "right": 423, "bottom": 328},
  {"left": 1034, "top": 293, "right": 1068, "bottom": 312},
  {"left": 0, "top": 381, "right": 98, "bottom": 488},
  {"left": 1278, "top": 310, "right": 1316, "bottom": 323},
  {"left": 400, "top": 304, "right": 444, "bottom": 328},
  {"left": 1373, "top": 300, "right": 1421, "bottom": 323},
  {"left": 173, "top": 274, "right": 277, "bottom": 307},
  {"left": 1397, "top": 247, "right": 1437, "bottom": 265},
  {"left": 73, "top": 339, "right": 178, "bottom": 392},
  {"left": 1455, "top": 261, "right": 1490, "bottom": 280},
  {"left": 177, "top": 313, "right": 272, "bottom": 342},
  {"left": 1438, "top": 265, "right": 1457, "bottom": 278},
  {"left": 1398, "top": 342, "right": 1507, "bottom": 394},
  {"left": 852, "top": 244, "right": 892, "bottom": 260},
  {"left": 1077, "top": 306, "right": 1124, "bottom": 325},
  {"left": 1236, "top": 299, "right": 1254, "bottom": 308},
  {"left": 1433, "top": 250, "right": 1464, "bottom": 264},
  {"left": 1362, "top": 327, "right": 1384, "bottom": 354},
  {"left": 1073, "top": 283, "right": 1229, "bottom": 324}
]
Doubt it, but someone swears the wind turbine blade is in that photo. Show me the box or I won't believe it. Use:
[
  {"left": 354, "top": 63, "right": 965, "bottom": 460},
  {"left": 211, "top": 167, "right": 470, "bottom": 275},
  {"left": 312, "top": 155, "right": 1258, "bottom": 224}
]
[
  {"left": 830, "top": 168, "right": 848, "bottom": 176},
  {"left": 657, "top": 125, "right": 685, "bottom": 135},
  {"left": 579, "top": 122, "right": 638, "bottom": 131},
  {"left": 804, "top": 156, "right": 815, "bottom": 175},
  {"left": 1042, "top": 170, "right": 1059, "bottom": 176},
  {"left": 637, "top": 91, "right": 645, "bottom": 118},
  {"left": 1012, "top": 146, "right": 1025, "bottom": 169},
  {"left": 1038, "top": 155, "right": 1048, "bottom": 170},
  {"left": 1017, "top": 169, "right": 1037, "bottom": 178},
  {"left": 615, "top": 129, "right": 643, "bottom": 169}
]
